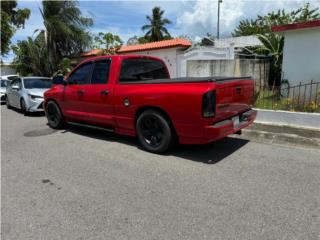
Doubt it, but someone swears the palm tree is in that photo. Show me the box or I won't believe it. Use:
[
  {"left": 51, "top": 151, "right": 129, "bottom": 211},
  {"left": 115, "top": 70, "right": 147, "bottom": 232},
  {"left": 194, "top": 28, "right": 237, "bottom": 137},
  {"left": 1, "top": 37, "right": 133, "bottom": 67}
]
[
  {"left": 141, "top": 7, "right": 172, "bottom": 42},
  {"left": 38, "top": 1, "right": 93, "bottom": 73}
]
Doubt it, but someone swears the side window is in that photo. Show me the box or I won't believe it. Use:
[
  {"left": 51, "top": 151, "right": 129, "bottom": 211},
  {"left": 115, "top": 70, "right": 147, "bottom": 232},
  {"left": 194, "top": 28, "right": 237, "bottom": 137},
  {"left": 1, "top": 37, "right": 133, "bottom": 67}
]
[
  {"left": 68, "top": 62, "right": 93, "bottom": 85},
  {"left": 91, "top": 60, "right": 111, "bottom": 84},
  {"left": 119, "top": 58, "right": 169, "bottom": 82}
]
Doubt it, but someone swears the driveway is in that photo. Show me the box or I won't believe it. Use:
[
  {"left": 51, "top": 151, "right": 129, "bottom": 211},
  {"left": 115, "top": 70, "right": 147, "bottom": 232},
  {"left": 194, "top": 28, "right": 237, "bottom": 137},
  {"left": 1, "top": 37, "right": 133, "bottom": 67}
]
[{"left": 1, "top": 106, "right": 320, "bottom": 240}]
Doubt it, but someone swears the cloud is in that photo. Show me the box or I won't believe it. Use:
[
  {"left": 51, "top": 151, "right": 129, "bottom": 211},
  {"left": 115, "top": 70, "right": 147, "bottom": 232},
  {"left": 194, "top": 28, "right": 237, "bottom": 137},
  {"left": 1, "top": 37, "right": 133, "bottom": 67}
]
[{"left": 176, "top": 0, "right": 245, "bottom": 38}]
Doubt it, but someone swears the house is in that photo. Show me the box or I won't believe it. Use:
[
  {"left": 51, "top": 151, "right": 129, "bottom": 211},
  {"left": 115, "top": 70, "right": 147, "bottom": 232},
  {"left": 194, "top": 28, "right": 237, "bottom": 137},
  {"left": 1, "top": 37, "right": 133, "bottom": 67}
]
[
  {"left": 272, "top": 19, "right": 320, "bottom": 86},
  {"left": 117, "top": 38, "right": 192, "bottom": 77}
]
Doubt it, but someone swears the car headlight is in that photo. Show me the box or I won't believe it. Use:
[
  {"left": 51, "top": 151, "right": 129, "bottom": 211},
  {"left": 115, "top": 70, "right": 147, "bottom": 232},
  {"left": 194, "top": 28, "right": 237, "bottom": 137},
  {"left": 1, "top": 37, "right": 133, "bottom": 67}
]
[{"left": 28, "top": 94, "right": 43, "bottom": 100}]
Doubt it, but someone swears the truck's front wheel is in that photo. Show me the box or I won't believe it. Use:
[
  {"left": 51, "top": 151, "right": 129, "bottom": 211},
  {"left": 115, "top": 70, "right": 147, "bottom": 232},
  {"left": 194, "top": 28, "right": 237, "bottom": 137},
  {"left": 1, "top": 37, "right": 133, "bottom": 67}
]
[
  {"left": 136, "top": 110, "right": 174, "bottom": 153},
  {"left": 46, "top": 101, "right": 64, "bottom": 129}
]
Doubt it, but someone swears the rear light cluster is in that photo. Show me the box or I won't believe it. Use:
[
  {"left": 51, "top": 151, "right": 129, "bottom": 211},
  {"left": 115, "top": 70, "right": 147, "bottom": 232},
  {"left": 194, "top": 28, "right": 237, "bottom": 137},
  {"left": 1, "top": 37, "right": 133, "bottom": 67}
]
[{"left": 202, "top": 91, "right": 216, "bottom": 118}]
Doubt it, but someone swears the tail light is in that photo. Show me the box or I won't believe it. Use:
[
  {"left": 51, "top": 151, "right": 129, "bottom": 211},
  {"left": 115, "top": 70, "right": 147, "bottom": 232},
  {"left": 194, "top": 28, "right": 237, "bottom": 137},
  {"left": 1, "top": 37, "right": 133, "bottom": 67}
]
[{"left": 202, "top": 91, "right": 216, "bottom": 118}]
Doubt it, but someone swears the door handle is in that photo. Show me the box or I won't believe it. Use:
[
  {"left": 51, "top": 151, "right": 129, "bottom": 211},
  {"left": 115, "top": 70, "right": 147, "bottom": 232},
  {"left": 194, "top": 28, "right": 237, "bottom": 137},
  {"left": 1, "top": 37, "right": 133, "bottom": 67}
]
[
  {"left": 100, "top": 90, "right": 109, "bottom": 95},
  {"left": 77, "top": 90, "right": 85, "bottom": 95}
]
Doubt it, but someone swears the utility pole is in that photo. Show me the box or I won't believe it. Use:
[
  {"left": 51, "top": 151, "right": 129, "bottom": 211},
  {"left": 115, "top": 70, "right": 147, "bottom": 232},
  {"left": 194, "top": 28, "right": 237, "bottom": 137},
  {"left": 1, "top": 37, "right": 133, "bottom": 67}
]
[{"left": 217, "top": 0, "right": 222, "bottom": 39}]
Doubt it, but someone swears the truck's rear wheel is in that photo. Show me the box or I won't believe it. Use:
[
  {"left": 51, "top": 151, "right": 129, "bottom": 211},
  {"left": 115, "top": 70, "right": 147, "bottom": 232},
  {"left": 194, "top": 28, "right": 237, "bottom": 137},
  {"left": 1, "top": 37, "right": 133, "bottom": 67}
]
[
  {"left": 46, "top": 101, "right": 64, "bottom": 129},
  {"left": 136, "top": 110, "right": 174, "bottom": 153}
]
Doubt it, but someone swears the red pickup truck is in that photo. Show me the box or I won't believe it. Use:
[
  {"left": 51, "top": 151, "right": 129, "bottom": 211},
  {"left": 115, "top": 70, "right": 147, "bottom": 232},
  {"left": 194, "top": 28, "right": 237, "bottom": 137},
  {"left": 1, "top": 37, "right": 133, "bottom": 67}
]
[{"left": 44, "top": 55, "right": 257, "bottom": 153}]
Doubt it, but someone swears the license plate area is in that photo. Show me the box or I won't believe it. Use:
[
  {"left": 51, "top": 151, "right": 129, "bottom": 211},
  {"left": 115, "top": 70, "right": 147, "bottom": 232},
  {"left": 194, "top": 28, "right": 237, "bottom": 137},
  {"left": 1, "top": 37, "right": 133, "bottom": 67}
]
[{"left": 232, "top": 115, "right": 240, "bottom": 128}]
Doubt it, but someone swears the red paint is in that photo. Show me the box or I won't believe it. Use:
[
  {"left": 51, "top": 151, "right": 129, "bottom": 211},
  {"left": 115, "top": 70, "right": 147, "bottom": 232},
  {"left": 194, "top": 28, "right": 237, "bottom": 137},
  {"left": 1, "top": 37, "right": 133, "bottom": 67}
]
[
  {"left": 272, "top": 19, "right": 320, "bottom": 32},
  {"left": 44, "top": 55, "right": 257, "bottom": 144}
]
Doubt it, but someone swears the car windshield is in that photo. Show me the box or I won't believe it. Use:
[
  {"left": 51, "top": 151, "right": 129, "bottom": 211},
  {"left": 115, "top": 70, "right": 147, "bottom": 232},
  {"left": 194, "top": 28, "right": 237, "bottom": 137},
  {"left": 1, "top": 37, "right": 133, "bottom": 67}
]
[
  {"left": 1, "top": 80, "right": 9, "bottom": 87},
  {"left": 23, "top": 78, "right": 52, "bottom": 89}
]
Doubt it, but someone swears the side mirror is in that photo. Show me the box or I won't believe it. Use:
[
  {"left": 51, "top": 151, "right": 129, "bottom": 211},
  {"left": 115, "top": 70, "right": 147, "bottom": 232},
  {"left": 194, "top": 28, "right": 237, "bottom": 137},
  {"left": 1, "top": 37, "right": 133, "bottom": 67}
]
[
  {"left": 12, "top": 85, "right": 20, "bottom": 90},
  {"left": 52, "top": 75, "right": 65, "bottom": 85}
]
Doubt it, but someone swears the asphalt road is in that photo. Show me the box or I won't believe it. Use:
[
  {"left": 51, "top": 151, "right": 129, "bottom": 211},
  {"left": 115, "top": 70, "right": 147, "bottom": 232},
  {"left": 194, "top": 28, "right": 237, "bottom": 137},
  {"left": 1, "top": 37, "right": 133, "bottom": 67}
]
[{"left": 1, "top": 106, "right": 320, "bottom": 240}]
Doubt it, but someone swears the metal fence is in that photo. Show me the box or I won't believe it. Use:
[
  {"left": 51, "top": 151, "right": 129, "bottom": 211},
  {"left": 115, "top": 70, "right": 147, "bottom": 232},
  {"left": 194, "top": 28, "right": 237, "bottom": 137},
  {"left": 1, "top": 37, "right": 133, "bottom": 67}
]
[{"left": 254, "top": 80, "right": 320, "bottom": 113}]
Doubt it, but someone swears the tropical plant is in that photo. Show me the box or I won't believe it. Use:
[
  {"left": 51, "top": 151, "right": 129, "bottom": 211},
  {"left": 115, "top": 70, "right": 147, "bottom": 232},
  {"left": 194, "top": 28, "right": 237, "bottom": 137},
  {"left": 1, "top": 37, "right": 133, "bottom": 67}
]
[
  {"left": 37, "top": 0, "right": 93, "bottom": 73},
  {"left": 141, "top": 7, "right": 172, "bottom": 42},
  {"left": 1, "top": 1, "right": 30, "bottom": 55},
  {"left": 255, "top": 34, "right": 284, "bottom": 86}
]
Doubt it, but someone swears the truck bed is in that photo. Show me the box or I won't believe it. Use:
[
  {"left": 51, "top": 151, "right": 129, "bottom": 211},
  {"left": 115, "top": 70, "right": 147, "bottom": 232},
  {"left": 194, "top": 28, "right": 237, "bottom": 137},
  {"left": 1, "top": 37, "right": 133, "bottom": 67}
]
[{"left": 119, "top": 76, "right": 252, "bottom": 84}]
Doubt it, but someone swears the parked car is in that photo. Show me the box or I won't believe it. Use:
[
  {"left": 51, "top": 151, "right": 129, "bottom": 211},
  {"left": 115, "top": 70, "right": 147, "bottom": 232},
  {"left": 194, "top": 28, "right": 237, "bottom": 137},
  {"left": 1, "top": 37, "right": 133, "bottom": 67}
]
[
  {"left": 44, "top": 55, "right": 257, "bottom": 153},
  {"left": 6, "top": 76, "right": 52, "bottom": 114},
  {"left": 0, "top": 79, "right": 10, "bottom": 103}
]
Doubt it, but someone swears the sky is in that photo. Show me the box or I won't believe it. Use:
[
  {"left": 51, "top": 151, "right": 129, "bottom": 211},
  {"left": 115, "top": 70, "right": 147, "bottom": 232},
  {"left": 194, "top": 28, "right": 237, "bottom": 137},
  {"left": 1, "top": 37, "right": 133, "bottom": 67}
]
[{"left": 2, "top": 0, "right": 320, "bottom": 63}]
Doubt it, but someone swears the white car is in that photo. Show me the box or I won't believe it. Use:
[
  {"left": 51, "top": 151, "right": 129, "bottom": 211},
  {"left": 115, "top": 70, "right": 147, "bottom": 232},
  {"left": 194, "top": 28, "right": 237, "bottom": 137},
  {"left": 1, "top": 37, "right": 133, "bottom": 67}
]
[{"left": 6, "top": 76, "right": 52, "bottom": 114}]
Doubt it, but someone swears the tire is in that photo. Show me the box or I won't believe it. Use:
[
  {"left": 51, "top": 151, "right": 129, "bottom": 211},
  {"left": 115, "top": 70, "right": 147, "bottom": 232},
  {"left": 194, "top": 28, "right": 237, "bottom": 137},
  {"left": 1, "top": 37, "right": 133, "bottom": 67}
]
[
  {"left": 45, "top": 101, "right": 64, "bottom": 129},
  {"left": 6, "top": 96, "right": 11, "bottom": 109},
  {"left": 136, "top": 110, "right": 175, "bottom": 153},
  {"left": 20, "top": 98, "right": 28, "bottom": 115}
]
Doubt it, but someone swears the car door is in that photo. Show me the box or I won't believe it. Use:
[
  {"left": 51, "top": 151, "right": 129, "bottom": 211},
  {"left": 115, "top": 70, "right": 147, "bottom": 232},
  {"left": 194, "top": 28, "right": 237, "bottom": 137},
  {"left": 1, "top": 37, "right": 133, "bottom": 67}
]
[
  {"left": 9, "top": 78, "right": 22, "bottom": 107},
  {"left": 62, "top": 62, "right": 94, "bottom": 122},
  {"left": 83, "top": 59, "right": 114, "bottom": 128}
]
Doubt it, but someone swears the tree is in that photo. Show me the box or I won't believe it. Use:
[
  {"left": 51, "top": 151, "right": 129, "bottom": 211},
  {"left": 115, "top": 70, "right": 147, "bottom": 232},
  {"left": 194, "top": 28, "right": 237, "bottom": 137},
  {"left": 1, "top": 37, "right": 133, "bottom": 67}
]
[
  {"left": 12, "top": 32, "right": 51, "bottom": 76},
  {"left": 141, "top": 7, "right": 172, "bottom": 42},
  {"left": 93, "top": 32, "right": 123, "bottom": 54},
  {"left": 38, "top": 0, "right": 93, "bottom": 73},
  {"left": 1, "top": 1, "right": 30, "bottom": 55}
]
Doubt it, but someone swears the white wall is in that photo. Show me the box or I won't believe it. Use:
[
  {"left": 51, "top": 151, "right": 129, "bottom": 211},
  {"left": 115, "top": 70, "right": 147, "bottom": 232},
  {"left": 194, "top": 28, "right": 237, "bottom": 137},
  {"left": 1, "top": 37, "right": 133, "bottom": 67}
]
[
  {"left": 122, "top": 48, "right": 180, "bottom": 78},
  {"left": 177, "top": 46, "right": 234, "bottom": 77},
  {"left": 282, "top": 27, "right": 320, "bottom": 85}
]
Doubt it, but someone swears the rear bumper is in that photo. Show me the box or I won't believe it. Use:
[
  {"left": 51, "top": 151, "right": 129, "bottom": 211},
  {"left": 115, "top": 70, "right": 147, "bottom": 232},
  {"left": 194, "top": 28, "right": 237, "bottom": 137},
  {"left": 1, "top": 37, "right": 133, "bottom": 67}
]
[{"left": 179, "top": 109, "right": 257, "bottom": 144}]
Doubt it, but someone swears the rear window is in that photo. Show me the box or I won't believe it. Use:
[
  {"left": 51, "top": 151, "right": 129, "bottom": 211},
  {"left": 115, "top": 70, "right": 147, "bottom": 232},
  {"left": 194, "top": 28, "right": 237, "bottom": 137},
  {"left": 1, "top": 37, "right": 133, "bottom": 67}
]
[{"left": 119, "top": 58, "right": 169, "bottom": 82}]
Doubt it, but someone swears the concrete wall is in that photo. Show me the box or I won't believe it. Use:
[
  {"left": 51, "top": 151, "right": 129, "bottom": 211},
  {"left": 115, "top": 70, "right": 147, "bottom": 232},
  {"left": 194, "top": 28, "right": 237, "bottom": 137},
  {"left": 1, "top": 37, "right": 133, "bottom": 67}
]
[
  {"left": 177, "top": 46, "right": 234, "bottom": 77},
  {"left": 282, "top": 27, "right": 320, "bottom": 85},
  {"left": 186, "top": 59, "right": 269, "bottom": 88}
]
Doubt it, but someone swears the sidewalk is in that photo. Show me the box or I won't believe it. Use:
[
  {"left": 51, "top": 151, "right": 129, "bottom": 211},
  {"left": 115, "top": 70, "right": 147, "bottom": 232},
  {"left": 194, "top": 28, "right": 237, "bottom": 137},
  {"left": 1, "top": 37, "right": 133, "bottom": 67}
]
[{"left": 235, "top": 122, "right": 320, "bottom": 150}]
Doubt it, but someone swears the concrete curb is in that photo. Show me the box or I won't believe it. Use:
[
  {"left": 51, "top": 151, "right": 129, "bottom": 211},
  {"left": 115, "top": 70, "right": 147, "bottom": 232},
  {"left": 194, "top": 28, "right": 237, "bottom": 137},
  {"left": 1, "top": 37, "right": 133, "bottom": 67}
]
[
  {"left": 240, "top": 129, "right": 320, "bottom": 149},
  {"left": 253, "top": 109, "right": 320, "bottom": 130},
  {"left": 235, "top": 122, "right": 320, "bottom": 150}
]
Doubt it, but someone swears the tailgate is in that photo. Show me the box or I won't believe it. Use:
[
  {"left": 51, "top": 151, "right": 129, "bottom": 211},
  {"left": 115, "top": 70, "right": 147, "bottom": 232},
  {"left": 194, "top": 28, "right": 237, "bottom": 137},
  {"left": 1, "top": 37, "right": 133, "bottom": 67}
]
[{"left": 215, "top": 78, "right": 254, "bottom": 120}]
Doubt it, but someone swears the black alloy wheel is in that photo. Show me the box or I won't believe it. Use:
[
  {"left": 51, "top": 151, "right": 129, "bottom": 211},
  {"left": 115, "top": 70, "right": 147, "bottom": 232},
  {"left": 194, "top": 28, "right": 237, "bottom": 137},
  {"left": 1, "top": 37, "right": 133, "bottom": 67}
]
[
  {"left": 136, "top": 110, "right": 175, "bottom": 153},
  {"left": 46, "top": 101, "right": 64, "bottom": 129}
]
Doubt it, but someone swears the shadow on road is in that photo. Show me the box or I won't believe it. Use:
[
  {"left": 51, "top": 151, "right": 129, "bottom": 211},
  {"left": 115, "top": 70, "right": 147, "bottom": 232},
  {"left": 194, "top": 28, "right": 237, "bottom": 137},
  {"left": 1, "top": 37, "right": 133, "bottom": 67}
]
[
  {"left": 3, "top": 105, "right": 45, "bottom": 117},
  {"left": 63, "top": 124, "right": 249, "bottom": 164}
]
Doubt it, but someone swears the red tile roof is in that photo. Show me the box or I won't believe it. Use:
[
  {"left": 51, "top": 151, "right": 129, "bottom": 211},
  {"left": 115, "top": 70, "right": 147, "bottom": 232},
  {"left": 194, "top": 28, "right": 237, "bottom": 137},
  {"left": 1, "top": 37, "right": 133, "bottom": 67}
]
[
  {"left": 272, "top": 19, "right": 320, "bottom": 32},
  {"left": 118, "top": 38, "right": 192, "bottom": 53},
  {"left": 81, "top": 49, "right": 103, "bottom": 57}
]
